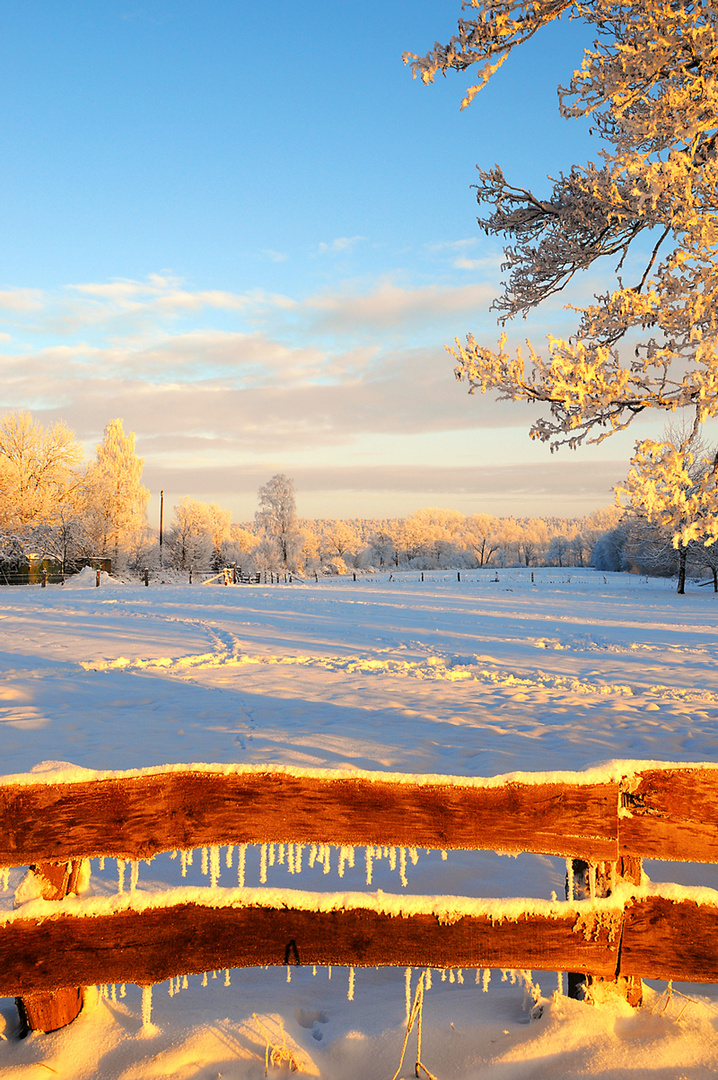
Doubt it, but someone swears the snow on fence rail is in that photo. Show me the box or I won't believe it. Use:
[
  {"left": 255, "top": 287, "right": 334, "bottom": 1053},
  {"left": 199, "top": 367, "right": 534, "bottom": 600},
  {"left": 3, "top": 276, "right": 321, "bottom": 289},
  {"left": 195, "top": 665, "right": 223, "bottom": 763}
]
[{"left": 2, "top": 762, "right": 718, "bottom": 1032}]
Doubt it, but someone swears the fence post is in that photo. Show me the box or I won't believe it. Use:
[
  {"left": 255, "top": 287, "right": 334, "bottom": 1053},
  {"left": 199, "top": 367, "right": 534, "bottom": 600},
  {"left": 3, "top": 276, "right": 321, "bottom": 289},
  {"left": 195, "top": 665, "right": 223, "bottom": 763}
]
[
  {"left": 144, "top": 568, "right": 149, "bottom": 587},
  {"left": 567, "top": 856, "right": 643, "bottom": 1006},
  {"left": 16, "top": 861, "right": 86, "bottom": 1032},
  {"left": 95, "top": 569, "right": 101, "bottom": 588}
]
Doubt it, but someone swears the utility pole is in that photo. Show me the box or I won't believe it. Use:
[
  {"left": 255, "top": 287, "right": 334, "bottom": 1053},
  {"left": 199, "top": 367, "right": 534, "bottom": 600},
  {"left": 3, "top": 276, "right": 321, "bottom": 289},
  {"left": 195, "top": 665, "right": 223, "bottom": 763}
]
[{"left": 159, "top": 489, "right": 164, "bottom": 568}]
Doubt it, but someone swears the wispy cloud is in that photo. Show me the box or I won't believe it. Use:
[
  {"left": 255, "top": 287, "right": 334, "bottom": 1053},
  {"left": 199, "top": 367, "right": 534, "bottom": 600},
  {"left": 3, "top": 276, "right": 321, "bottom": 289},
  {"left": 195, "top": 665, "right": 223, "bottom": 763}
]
[
  {"left": 0, "top": 288, "right": 44, "bottom": 313},
  {"left": 305, "top": 280, "right": 494, "bottom": 334},
  {"left": 317, "top": 236, "right": 366, "bottom": 255}
]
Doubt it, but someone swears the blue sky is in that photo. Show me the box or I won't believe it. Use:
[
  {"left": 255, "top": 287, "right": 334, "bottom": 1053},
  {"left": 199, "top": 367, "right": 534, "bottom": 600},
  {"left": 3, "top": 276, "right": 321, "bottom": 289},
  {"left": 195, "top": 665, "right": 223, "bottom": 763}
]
[{"left": 0, "top": 2, "right": 670, "bottom": 523}]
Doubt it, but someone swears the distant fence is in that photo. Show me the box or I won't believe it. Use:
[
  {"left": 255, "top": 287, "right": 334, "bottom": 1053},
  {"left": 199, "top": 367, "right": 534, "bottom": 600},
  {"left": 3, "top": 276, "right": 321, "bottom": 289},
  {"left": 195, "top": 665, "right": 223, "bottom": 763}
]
[{"left": 2, "top": 763, "right": 718, "bottom": 1031}]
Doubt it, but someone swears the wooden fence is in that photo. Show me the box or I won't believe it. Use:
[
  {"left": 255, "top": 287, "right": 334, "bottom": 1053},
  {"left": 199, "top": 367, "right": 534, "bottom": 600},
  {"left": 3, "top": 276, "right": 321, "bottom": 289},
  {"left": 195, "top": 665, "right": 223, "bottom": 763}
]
[{"left": 1, "top": 763, "right": 718, "bottom": 1032}]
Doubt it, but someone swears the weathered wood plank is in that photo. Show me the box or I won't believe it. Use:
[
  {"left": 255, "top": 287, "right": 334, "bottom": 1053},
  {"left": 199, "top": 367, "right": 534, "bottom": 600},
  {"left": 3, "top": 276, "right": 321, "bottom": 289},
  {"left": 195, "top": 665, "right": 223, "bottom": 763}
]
[
  {"left": 0, "top": 772, "right": 619, "bottom": 866},
  {"left": 0, "top": 901, "right": 620, "bottom": 995},
  {"left": 620, "top": 896, "right": 718, "bottom": 982},
  {"left": 620, "top": 768, "right": 718, "bottom": 862}
]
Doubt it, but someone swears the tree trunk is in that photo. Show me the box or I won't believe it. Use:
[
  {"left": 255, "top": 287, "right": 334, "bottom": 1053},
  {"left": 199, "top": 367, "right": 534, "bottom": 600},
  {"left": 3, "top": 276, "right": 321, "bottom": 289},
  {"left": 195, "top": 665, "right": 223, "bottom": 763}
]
[{"left": 677, "top": 547, "right": 687, "bottom": 594}]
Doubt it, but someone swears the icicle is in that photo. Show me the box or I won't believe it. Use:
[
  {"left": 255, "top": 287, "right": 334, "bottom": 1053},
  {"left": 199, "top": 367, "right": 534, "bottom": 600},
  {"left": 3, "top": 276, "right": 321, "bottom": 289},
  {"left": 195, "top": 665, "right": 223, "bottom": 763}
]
[
  {"left": 260, "top": 844, "right": 268, "bottom": 884},
  {"left": 187, "top": 848, "right": 194, "bottom": 866},
  {"left": 111, "top": 983, "right": 117, "bottom": 1002},
  {"left": 295, "top": 843, "right": 303, "bottom": 873},
  {"left": 288, "top": 843, "right": 296, "bottom": 875},
  {"left": 588, "top": 863, "right": 596, "bottom": 901},
  {"left": 212, "top": 970, "right": 217, "bottom": 979},
  {"left": 365, "top": 846, "right": 373, "bottom": 885},
  {"left": 286, "top": 965, "right": 292, "bottom": 983},
  {"left": 556, "top": 971, "right": 564, "bottom": 996},
  {"left": 450, "top": 969, "right": 455, "bottom": 984},
  {"left": 425, "top": 968, "right": 432, "bottom": 990},
  {"left": 475, "top": 970, "right": 481, "bottom": 985},
  {"left": 169, "top": 850, "right": 177, "bottom": 860},
  {"left": 566, "top": 859, "right": 574, "bottom": 902},
  {"left": 182, "top": 974, "right": 188, "bottom": 990},
  {"left": 99, "top": 856, "right": 106, "bottom": 871},
  {"left": 441, "top": 969, "right": 447, "bottom": 982},
  {"left": 210, "top": 845, "right": 221, "bottom": 889},
  {"left": 457, "top": 969, "right": 464, "bottom": 985},
  {"left": 117, "top": 859, "right": 125, "bottom": 894},
  {"left": 405, "top": 968, "right": 412, "bottom": 1024},
  {"left": 130, "top": 860, "right": 139, "bottom": 893},
  {"left": 225, "top": 844, "right": 234, "bottom": 869},
  {"left": 168, "top": 978, "right": 175, "bottom": 997},
  {"left": 389, "top": 846, "right": 397, "bottom": 871},
  {"left": 441, "top": 850, "right": 448, "bottom": 861},
  {"left": 409, "top": 847, "right": 418, "bottom": 866},
  {"left": 224, "top": 969, "right": 231, "bottom": 986},
  {"left": 399, "top": 847, "right": 408, "bottom": 888},
  {"left": 120, "top": 984, "right": 126, "bottom": 998},
  {"left": 1, "top": 868, "right": 9, "bottom": 891},
  {"left": 482, "top": 969, "right": 491, "bottom": 992},
  {"left": 269, "top": 843, "right": 276, "bottom": 867},
  {"left": 309, "top": 844, "right": 318, "bottom": 868},
  {"left": 181, "top": 850, "right": 188, "bottom": 878},
  {"left": 141, "top": 985, "right": 153, "bottom": 1029},
  {"left": 338, "top": 846, "right": 347, "bottom": 879},
  {"left": 348, "top": 967, "right": 355, "bottom": 1002},
  {"left": 312, "top": 966, "right": 317, "bottom": 976},
  {"left": 202, "top": 971, "right": 208, "bottom": 987},
  {"left": 348, "top": 845, "right": 355, "bottom": 868},
  {"left": 237, "top": 844, "right": 246, "bottom": 888},
  {"left": 323, "top": 844, "right": 331, "bottom": 875},
  {"left": 201, "top": 847, "right": 209, "bottom": 876},
  {"left": 278, "top": 843, "right": 286, "bottom": 865},
  {"left": 327, "top": 965, "right": 332, "bottom": 981}
]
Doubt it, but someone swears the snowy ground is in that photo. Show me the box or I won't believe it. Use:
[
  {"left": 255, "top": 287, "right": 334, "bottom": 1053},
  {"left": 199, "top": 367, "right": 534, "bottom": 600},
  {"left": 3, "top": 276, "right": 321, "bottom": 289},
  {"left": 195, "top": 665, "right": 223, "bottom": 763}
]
[{"left": 1, "top": 567, "right": 718, "bottom": 1078}]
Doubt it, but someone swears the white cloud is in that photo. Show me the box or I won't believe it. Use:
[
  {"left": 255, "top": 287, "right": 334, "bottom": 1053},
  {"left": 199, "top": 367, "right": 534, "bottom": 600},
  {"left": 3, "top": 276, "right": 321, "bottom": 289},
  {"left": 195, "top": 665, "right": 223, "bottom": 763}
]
[
  {"left": 305, "top": 280, "right": 495, "bottom": 333},
  {"left": 317, "top": 236, "right": 366, "bottom": 255},
  {"left": 0, "top": 288, "right": 44, "bottom": 312}
]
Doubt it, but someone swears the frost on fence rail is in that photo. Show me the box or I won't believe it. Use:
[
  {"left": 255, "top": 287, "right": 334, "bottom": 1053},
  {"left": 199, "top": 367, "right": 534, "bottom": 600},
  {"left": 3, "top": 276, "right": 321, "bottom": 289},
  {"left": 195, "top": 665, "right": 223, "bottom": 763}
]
[
  {"left": 3, "top": 760, "right": 717, "bottom": 868},
  {"left": 7, "top": 875, "right": 718, "bottom": 1000}
]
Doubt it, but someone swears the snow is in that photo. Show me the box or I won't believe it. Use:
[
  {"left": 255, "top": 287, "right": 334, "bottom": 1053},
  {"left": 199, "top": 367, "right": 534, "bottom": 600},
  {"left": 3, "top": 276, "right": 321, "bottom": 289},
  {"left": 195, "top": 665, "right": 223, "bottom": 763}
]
[{"left": 1, "top": 567, "right": 718, "bottom": 1077}]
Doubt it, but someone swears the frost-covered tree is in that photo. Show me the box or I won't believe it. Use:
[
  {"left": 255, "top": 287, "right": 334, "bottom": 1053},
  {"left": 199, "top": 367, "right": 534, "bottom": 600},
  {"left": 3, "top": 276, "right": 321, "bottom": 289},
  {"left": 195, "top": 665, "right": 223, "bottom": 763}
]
[
  {"left": 255, "top": 474, "right": 302, "bottom": 568},
  {"left": 166, "top": 498, "right": 218, "bottom": 571},
  {"left": 83, "top": 419, "right": 150, "bottom": 564},
  {"left": 406, "top": 3, "right": 718, "bottom": 456},
  {"left": 0, "top": 410, "right": 83, "bottom": 531},
  {"left": 462, "top": 513, "right": 500, "bottom": 567},
  {"left": 616, "top": 426, "right": 717, "bottom": 593}
]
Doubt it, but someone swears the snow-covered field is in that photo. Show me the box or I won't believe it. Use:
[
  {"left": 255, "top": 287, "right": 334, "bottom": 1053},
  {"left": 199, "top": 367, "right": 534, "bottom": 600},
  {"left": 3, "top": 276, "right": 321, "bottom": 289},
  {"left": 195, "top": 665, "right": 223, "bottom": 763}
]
[{"left": 1, "top": 567, "right": 718, "bottom": 1078}]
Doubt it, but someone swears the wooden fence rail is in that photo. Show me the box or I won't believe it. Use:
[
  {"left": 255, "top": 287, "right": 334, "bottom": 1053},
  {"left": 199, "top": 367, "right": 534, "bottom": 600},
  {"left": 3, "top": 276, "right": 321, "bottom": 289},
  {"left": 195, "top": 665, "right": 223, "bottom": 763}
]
[{"left": 2, "top": 762, "right": 717, "bottom": 1033}]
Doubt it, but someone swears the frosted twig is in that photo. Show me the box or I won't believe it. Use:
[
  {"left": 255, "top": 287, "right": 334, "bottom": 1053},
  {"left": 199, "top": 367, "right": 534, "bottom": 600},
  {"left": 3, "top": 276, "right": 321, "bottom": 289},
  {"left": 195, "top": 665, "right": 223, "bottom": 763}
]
[{"left": 392, "top": 971, "right": 439, "bottom": 1080}]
